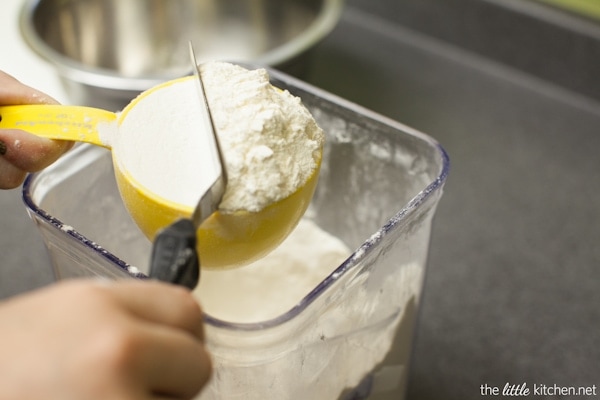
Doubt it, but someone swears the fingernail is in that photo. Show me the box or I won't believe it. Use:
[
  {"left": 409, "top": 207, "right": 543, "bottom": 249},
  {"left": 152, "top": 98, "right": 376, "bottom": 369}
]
[{"left": 0, "top": 140, "right": 6, "bottom": 155}]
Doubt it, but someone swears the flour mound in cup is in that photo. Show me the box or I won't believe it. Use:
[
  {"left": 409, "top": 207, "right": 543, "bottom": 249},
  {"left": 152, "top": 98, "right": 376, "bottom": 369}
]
[{"left": 115, "top": 61, "right": 324, "bottom": 213}]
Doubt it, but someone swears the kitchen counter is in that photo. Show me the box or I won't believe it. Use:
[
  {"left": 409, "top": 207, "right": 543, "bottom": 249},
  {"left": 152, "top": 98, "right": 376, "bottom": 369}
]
[
  {"left": 307, "top": 1, "right": 600, "bottom": 398},
  {"left": 1, "top": 0, "right": 599, "bottom": 398}
]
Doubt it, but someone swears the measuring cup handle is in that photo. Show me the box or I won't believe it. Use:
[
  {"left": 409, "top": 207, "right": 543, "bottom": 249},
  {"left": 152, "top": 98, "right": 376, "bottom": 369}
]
[{"left": 0, "top": 105, "right": 117, "bottom": 148}]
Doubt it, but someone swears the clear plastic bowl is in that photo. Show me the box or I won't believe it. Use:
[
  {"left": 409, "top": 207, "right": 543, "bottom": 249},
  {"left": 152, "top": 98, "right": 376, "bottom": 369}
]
[{"left": 22, "top": 67, "right": 449, "bottom": 400}]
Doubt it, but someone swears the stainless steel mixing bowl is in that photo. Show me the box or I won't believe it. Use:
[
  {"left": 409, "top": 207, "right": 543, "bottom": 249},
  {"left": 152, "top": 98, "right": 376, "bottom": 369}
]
[{"left": 19, "top": 0, "right": 344, "bottom": 109}]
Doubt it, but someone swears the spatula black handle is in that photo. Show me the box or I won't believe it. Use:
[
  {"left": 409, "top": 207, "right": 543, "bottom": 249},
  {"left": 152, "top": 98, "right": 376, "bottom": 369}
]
[{"left": 148, "top": 219, "right": 199, "bottom": 290}]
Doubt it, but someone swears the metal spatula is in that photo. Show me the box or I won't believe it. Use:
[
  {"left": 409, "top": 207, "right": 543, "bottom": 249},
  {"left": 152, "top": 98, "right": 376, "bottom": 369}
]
[{"left": 148, "top": 43, "right": 227, "bottom": 289}]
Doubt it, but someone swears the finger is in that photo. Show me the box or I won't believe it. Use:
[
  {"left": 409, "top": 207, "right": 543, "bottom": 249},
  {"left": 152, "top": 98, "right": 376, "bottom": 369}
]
[
  {"left": 0, "top": 70, "right": 59, "bottom": 105},
  {"left": 0, "top": 129, "right": 73, "bottom": 172},
  {"left": 0, "top": 156, "right": 27, "bottom": 189},
  {"left": 134, "top": 325, "right": 212, "bottom": 399},
  {"left": 104, "top": 280, "right": 205, "bottom": 341}
]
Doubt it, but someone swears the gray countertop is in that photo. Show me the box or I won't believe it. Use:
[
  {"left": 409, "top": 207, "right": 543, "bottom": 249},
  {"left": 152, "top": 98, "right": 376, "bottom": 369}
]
[
  {"left": 304, "top": 1, "right": 600, "bottom": 398},
  {"left": 0, "top": 189, "right": 54, "bottom": 296},
  {"left": 1, "top": 0, "right": 599, "bottom": 398}
]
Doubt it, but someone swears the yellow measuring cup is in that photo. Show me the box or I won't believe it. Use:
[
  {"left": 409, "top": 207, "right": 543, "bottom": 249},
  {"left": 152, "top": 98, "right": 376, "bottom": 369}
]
[{"left": 0, "top": 76, "right": 322, "bottom": 269}]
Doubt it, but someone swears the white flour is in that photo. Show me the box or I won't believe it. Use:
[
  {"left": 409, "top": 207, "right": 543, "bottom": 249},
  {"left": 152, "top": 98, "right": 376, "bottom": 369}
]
[
  {"left": 113, "top": 61, "right": 324, "bottom": 212},
  {"left": 201, "top": 62, "right": 324, "bottom": 212},
  {"left": 193, "top": 219, "right": 423, "bottom": 400},
  {"left": 115, "top": 79, "right": 217, "bottom": 207},
  {"left": 195, "top": 218, "right": 351, "bottom": 323}
]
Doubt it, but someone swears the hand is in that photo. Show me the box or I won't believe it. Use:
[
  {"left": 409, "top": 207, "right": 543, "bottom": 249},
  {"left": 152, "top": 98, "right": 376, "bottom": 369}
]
[
  {"left": 0, "top": 279, "right": 212, "bottom": 400},
  {"left": 0, "top": 70, "right": 73, "bottom": 189}
]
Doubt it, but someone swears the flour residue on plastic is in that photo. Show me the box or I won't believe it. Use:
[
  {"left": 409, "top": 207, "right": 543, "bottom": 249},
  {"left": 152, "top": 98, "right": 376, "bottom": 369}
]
[{"left": 97, "top": 118, "right": 119, "bottom": 147}]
